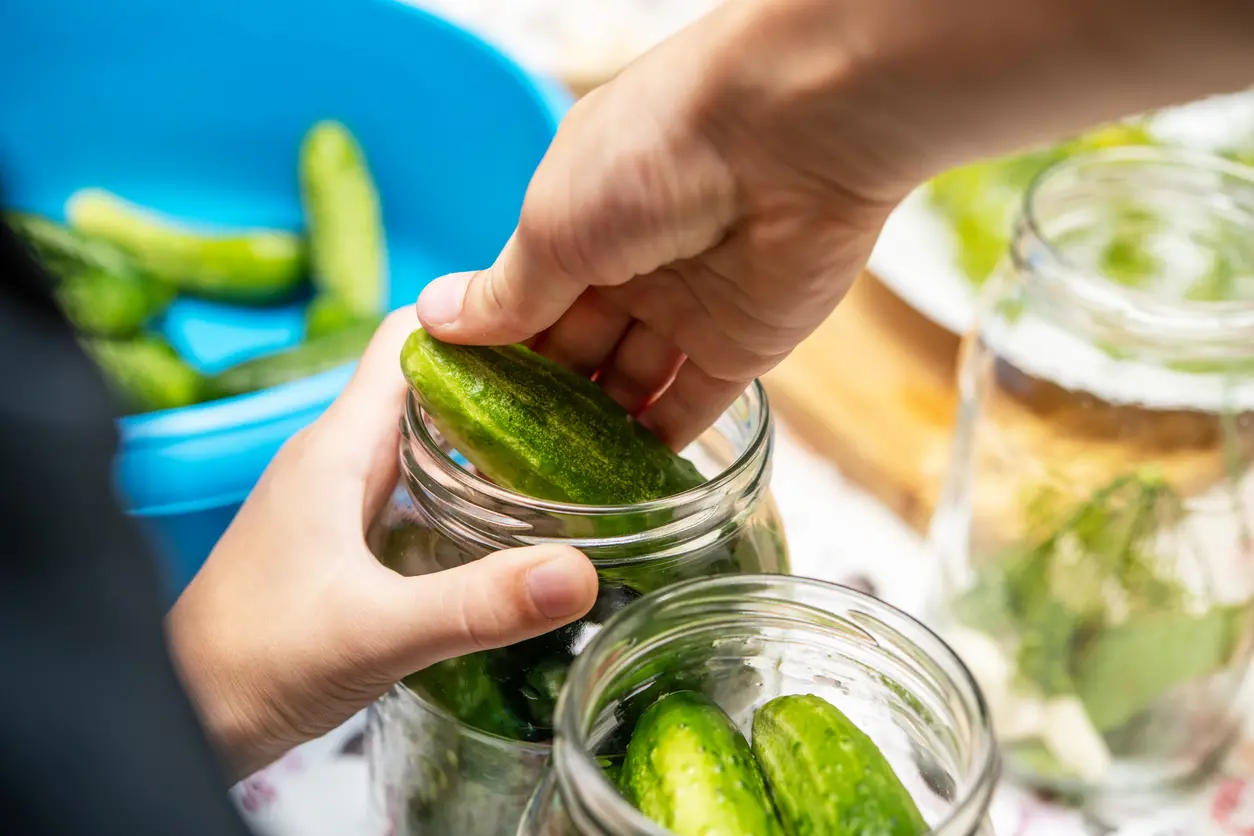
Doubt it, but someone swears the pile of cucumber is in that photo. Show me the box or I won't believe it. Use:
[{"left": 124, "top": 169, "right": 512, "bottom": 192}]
[
  {"left": 616, "top": 690, "right": 927, "bottom": 836},
  {"left": 7, "top": 120, "right": 387, "bottom": 414}
]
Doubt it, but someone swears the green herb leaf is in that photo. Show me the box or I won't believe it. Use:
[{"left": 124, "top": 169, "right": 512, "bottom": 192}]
[{"left": 1073, "top": 604, "right": 1249, "bottom": 732}]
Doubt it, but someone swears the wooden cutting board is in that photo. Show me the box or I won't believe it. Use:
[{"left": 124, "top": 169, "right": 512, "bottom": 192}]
[
  {"left": 762, "top": 274, "right": 961, "bottom": 532},
  {"left": 763, "top": 273, "right": 1235, "bottom": 535}
]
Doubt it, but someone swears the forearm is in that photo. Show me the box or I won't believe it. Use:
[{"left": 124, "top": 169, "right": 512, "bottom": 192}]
[{"left": 701, "top": 0, "right": 1254, "bottom": 202}]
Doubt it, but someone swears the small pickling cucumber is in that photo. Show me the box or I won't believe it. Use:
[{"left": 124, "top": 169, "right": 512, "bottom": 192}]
[
  {"left": 399, "top": 329, "right": 705, "bottom": 504},
  {"left": 752, "top": 694, "right": 927, "bottom": 836},
  {"left": 597, "top": 755, "right": 625, "bottom": 788},
  {"left": 304, "top": 294, "right": 381, "bottom": 341},
  {"left": 300, "top": 121, "right": 387, "bottom": 318},
  {"left": 66, "top": 188, "right": 305, "bottom": 304},
  {"left": 489, "top": 583, "right": 642, "bottom": 733},
  {"left": 7, "top": 211, "right": 137, "bottom": 279},
  {"left": 84, "top": 334, "right": 205, "bottom": 414},
  {"left": 7, "top": 212, "right": 174, "bottom": 337},
  {"left": 621, "top": 691, "right": 784, "bottom": 836},
  {"left": 205, "top": 318, "right": 378, "bottom": 399},
  {"left": 407, "top": 584, "right": 643, "bottom": 741},
  {"left": 404, "top": 654, "right": 535, "bottom": 742},
  {"left": 55, "top": 265, "right": 175, "bottom": 338}
]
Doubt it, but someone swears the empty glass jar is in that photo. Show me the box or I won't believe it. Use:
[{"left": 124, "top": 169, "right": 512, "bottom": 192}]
[
  {"left": 518, "top": 574, "right": 999, "bottom": 836},
  {"left": 366, "top": 381, "right": 789, "bottom": 836},
  {"left": 930, "top": 147, "right": 1254, "bottom": 807}
]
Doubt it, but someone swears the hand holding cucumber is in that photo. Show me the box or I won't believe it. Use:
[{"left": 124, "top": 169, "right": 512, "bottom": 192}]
[
  {"left": 167, "top": 310, "right": 598, "bottom": 779},
  {"left": 415, "top": 0, "right": 1254, "bottom": 450}
]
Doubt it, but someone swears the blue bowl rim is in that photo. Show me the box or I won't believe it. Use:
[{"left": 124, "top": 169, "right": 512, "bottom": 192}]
[{"left": 115, "top": 0, "right": 572, "bottom": 451}]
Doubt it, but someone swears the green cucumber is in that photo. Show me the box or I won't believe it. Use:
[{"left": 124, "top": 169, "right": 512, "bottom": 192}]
[
  {"left": 403, "top": 654, "right": 534, "bottom": 741},
  {"left": 66, "top": 188, "right": 305, "bottom": 304},
  {"left": 621, "top": 690, "right": 784, "bottom": 836},
  {"left": 399, "top": 329, "right": 705, "bottom": 505},
  {"left": 597, "top": 754, "right": 625, "bottom": 788},
  {"left": 304, "top": 294, "right": 382, "bottom": 340},
  {"left": 55, "top": 266, "right": 175, "bottom": 338},
  {"left": 752, "top": 694, "right": 927, "bottom": 836},
  {"left": 7, "top": 212, "right": 174, "bottom": 336},
  {"left": 7, "top": 211, "right": 137, "bottom": 279},
  {"left": 300, "top": 120, "right": 387, "bottom": 317},
  {"left": 407, "top": 583, "right": 642, "bottom": 740},
  {"left": 205, "top": 318, "right": 378, "bottom": 399},
  {"left": 84, "top": 335, "right": 205, "bottom": 414}
]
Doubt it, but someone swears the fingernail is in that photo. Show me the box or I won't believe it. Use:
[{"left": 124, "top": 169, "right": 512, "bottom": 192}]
[
  {"left": 526, "top": 554, "right": 590, "bottom": 620},
  {"left": 417, "top": 272, "right": 471, "bottom": 327}
]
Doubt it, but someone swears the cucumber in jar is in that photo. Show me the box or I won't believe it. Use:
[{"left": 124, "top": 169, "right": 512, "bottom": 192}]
[
  {"left": 395, "top": 328, "right": 785, "bottom": 744},
  {"left": 399, "top": 328, "right": 706, "bottom": 506},
  {"left": 752, "top": 694, "right": 928, "bottom": 836},
  {"left": 620, "top": 691, "right": 784, "bottom": 836}
]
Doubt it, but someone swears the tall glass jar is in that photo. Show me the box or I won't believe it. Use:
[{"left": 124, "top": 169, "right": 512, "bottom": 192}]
[
  {"left": 930, "top": 147, "right": 1254, "bottom": 810},
  {"left": 366, "top": 381, "right": 789, "bottom": 836},
  {"left": 518, "top": 574, "right": 998, "bottom": 836}
]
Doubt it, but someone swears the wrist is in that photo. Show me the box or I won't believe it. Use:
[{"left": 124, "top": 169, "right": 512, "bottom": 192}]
[
  {"left": 691, "top": 0, "right": 924, "bottom": 208},
  {"left": 697, "top": 0, "right": 1254, "bottom": 202},
  {"left": 166, "top": 590, "right": 289, "bottom": 781}
]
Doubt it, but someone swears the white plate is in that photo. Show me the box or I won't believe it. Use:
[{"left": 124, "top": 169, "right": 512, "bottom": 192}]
[
  {"left": 872, "top": 92, "right": 1254, "bottom": 335},
  {"left": 868, "top": 92, "right": 1254, "bottom": 412}
]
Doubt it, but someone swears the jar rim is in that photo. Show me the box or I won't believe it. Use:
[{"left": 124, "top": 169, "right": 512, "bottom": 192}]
[
  {"left": 403, "top": 378, "right": 772, "bottom": 516},
  {"left": 553, "top": 574, "right": 999, "bottom": 834},
  {"left": 1015, "top": 145, "right": 1254, "bottom": 353}
]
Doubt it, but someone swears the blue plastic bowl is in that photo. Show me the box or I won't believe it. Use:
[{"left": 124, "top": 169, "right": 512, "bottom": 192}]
[{"left": 0, "top": 0, "right": 570, "bottom": 595}]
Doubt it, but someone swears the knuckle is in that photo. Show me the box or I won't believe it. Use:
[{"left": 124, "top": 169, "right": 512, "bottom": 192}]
[
  {"left": 516, "top": 192, "right": 587, "bottom": 281},
  {"left": 455, "top": 584, "right": 507, "bottom": 653}
]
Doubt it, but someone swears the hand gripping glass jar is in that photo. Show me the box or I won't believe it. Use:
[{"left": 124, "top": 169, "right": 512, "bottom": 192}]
[
  {"left": 366, "top": 381, "right": 789, "bottom": 836},
  {"left": 929, "top": 147, "right": 1254, "bottom": 812},
  {"left": 517, "top": 574, "right": 998, "bottom": 836}
]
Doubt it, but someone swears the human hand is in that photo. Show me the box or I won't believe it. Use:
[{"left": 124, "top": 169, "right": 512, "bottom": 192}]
[
  {"left": 165, "top": 309, "right": 599, "bottom": 780},
  {"left": 416, "top": 0, "right": 1254, "bottom": 449},
  {"left": 417, "top": 1, "right": 898, "bottom": 451}
]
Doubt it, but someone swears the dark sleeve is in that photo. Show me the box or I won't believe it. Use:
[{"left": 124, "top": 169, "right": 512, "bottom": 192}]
[{"left": 0, "top": 220, "right": 255, "bottom": 836}]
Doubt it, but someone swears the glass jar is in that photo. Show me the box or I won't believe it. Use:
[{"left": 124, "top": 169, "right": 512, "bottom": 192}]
[
  {"left": 366, "top": 381, "right": 789, "bottom": 836},
  {"left": 929, "top": 147, "right": 1254, "bottom": 807},
  {"left": 518, "top": 574, "right": 998, "bottom": 836}
]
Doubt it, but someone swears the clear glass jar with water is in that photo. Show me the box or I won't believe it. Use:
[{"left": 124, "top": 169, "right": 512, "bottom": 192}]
[
  {"left": 366, "top": 382, "right": 789, "bottom": 835},
  {"left": 519, "top": 574, "right": 999, "bottom": 835},
  {"left": 930, "top": 147, "right": 1254, "bottom": 811}
]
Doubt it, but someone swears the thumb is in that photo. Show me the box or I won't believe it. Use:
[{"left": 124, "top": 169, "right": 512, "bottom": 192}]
[
  {"left": 375, "top": 545, "right": 599, "bottom": 679},
  {"left": 416, "top": 232, "right": 587, "bottom": 346}
]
